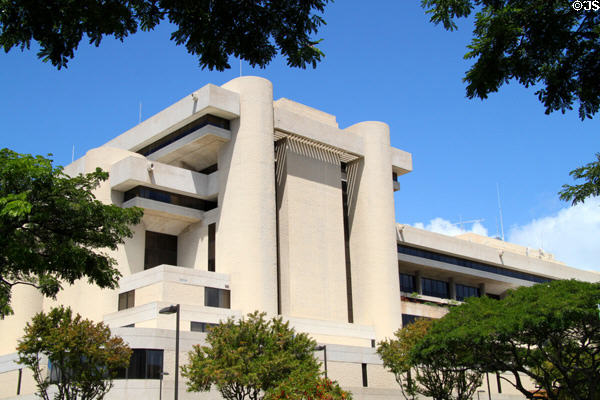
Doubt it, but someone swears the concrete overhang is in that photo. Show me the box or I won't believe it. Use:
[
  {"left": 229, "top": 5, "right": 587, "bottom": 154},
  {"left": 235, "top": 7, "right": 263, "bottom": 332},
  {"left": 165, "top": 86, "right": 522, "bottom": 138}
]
[
  {"left": 122, "top": 197, "right": 204, "bottom": 235},
  {"left": 103, "top": 84, "right": 239, "bottom": 152},
  {"left": 146, "top": 125, "right": 230, "bottom": 170},
  {"left": 119, "top": 265, "right": 230, "bottom": 293},
  {"left": 274, "top": 106, "right": 364, "bottom": 159},
  {"left": 110, "top": 156, "right": 218, "bottom": 199},
  {"left": 391, "top": 148, "right": 413, "bottom": 175},
  {"left": 397, "top": 252, "right": 533, "bottom": 295}
]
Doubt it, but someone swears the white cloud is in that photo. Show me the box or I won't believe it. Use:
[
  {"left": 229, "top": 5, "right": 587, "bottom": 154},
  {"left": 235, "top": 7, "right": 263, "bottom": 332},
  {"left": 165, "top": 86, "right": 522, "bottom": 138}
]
[
  {"left": 413, "top": 217, "right": 489, "bottom": 237},
  {"left": 508, "top": 197, "right": 600, "bottom": 272}
]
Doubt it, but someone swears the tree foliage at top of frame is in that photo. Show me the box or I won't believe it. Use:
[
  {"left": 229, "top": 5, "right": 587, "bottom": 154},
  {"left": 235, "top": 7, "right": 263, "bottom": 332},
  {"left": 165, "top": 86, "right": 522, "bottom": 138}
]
[
  {"left": 0, "top": 0, "right": 331, "bottom": 71},
  {"left": 421, "top": 0, "right": 600, "bottom": 120},
  {"left": 0, "top": 148, "right": 143, "bottom": 317}
]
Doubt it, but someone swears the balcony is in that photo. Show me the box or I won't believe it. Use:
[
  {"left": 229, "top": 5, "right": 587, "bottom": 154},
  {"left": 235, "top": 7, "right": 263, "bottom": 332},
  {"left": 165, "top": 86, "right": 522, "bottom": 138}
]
[{"left": 110, "top": 156, "right": 219, "bottom": 198}]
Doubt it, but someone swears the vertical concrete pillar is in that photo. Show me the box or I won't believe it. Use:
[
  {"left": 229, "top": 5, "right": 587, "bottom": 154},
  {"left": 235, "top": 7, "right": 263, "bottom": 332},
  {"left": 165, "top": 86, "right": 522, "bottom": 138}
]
[
  {"left": 415, "top": 270, "right": 423, "bottom": 295},
  {"left": 479, "top": 283, "right": 487, "bottom": 297},
  {"left": 217, "top": 77, "right": 278, "bottom": 315},
  {"left": 345, "top": 121, "right": 402, "bottom": 340},
  {"left": 449, "top": 277, "right": 456, "bottom": 300}
]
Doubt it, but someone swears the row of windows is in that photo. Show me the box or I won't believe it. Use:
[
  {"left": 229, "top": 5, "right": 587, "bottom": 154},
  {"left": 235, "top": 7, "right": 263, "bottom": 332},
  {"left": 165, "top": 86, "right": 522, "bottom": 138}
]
[
  {"left": 136, "top": 114, "right": 230, "bottom": 156},
  {"left": 400, "top": 273, "right": 482, "bottom": 301},
  {"left": 124, "top": 186, "right": 218, "bottom": 212},
  {"left": 398, "top": 244, "right": 551, "bottom": 284}
]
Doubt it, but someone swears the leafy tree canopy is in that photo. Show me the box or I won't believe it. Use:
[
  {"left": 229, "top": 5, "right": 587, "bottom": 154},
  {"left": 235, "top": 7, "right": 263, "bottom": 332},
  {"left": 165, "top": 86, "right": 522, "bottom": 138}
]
[
  {"left": 182, "top": 311, "right": 339, "bottom": 400},
  {"left": 0, "top": 148, "right": 143, "bottom": 317},
  {"left": 378, "top": 318, "right": 482, "bottom": 400},
  {"left": 421, "top": 0, "right": 600, "bottom": 120},
  {"left": 559, "top": 153, "right": 600, "bottom": 204},
  {"left": 418, "top": 280, "right": 600, "bottom": 400},
  {"left": 0, "top": 0, "right": 330, "bottom": 71},
  {"left": 17, "top": 306, "right": 131, "bottom": 400}
]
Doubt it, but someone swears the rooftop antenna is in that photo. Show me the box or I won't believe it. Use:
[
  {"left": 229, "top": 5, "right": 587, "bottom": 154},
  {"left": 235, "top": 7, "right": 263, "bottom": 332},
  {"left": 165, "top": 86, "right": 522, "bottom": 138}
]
[
  {"left": 71, "top": 145, "right": 75, "bottom": 163},
  {"left": 239, "top": 59, "right": 242, "bottom": 77},
  {"left": 139, "top": 102, "right": 142, "bottom": 124},
  {"left": 496, "top": 183, "right": 505, "bottom": 241},
  {"left": 451, "top": 218, "right": 484, "bottom": 231}
]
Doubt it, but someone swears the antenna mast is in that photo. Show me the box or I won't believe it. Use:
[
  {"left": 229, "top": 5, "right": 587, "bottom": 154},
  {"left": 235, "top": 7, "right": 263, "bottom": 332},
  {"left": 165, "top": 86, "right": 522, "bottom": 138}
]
[{"left": 496, "top": 183, "right": 505, "bottom": 241}]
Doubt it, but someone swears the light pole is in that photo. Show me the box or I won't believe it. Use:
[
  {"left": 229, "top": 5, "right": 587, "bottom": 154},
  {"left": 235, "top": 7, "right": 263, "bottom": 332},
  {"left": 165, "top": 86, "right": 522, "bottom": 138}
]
[
  {"left": 159, "top": 371, "right": 169, "bottom": 400},
  {"left": 315, "top": 345, "right": 327, "bottom": 379},
  {"left": 159, "top": 304, "right": 180, "bottom": 400}
]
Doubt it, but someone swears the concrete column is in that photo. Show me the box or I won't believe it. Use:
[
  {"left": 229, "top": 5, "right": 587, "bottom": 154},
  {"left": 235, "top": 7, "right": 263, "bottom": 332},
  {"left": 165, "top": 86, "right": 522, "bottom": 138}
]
[
  {"left": 217, "top": 77, "right": 278, "bottom": 315},
  {"left": 415, "top": 270, "right": 423, "bottom": 295},
  {"left": 479, "top": 283, "right": 487, "bottom": 297},
  {"left": 449, "top": 277, "right": 456, "bottom": 300},
  {"left": 345, "top": 121, "right": 401, "bottom": 340}
]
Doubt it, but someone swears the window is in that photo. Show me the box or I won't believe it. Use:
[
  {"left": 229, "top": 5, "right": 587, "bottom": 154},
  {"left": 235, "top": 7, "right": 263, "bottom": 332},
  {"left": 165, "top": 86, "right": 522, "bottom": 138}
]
[
  {"left": 421, "top": 277, "right": 449, "bottom": 299},
  {"left": 399, "top": 273, "right": 416, "bottom": 293},
  {"left": 204, "top": 287, "right": 230, "bottom": 308},
  {"left": 208, "top": 223, "right": 216, "bottom": 272},
  {"left": 402, "top": 314, "right": 431, "bottom": 326},
  {"left": 199, "top": 164, "right": 218, "bottom": 174},
  {"left": 456, "top": 284, "right": 480, "bottom": 301},
  {"left": 124, "top": 186, "right": 217, "bottom": 211},
  {"left": 190, "top": 321, "right": 217, "bottom": 332},
  {"left": 116, "top": 349, "right": 163, "bottom": 379},
  {"left": 144, "top": 231, "right": 177, "bottom": 269},
  {"left": 118, "top": 290, "right": 135, "bottom": 311},
  {"left": 361, "top": 363, "right": 368, "bottom": 387}
]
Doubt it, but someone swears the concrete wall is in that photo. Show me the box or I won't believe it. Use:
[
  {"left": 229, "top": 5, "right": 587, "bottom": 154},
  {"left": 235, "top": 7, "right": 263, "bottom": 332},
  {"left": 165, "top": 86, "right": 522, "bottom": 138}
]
[{"left": 277, "top": 139, "right": 348, "bottom": 322}]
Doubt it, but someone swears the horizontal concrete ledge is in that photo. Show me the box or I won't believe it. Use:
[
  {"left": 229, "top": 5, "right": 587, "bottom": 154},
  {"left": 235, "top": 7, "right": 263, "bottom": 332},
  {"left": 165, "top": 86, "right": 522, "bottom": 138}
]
[
  {"left": 0, "top": 352, "right": 19, "bottom": 374},
  {"left": 119, "top": 265, "right": 230, "bottom": 293},
  {"left": 146, "top": 125, "right": 231, "bottom": 164},
  {"left": 103, "top": 83, "right": 239, "bottom": 152},
  {"left": 110, "top": 156, "right": 219, "bottom": 199},
  {"left": 104, "top": 302, "right": 239, "bottom": 330},
  {"left": 122, "top": 197, "right": 204, "bottom": 223},
  {"left": 391, "top": 148, "right": 412, "bottom": 175}
]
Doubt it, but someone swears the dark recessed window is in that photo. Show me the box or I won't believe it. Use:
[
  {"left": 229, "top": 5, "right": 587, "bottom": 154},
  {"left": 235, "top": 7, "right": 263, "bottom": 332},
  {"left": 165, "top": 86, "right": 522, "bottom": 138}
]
[
  {"left": 399, "top": 273, "right": 416, "bottom": 293},
  {"left": 199, "top": 164, "right": 218, "bottom": 174},
  {"left": 118, "top": 290, "right": 135, "bottom": 311},
  {"left": 190, "top": 321, "right": 217, "bottom": 332},
  {"left": 116, "top": 349, "right": 163, "bottom": 379},
  {"left": 421, "top": 277, "right": 449, "bottom": 299},
  {"left": 361, "top": 363, "right": 368, "bottom": 387},
  {"left": 456, "top": 284, "right": 480, "bottom": 301},
  {"left": 136, "top": 114, "right": 230, "bottom": 156},
  {"left": 124, "top": 186, "right": 217, "bottom": 212},
  {"left": 208, "top": 223, "right": 216, "bottom": 272},
  {"left": 204, "top": 287, "right": 230, "bottom": 308},
  {"left": 145, "top": 231, "right": 177, "bottom": 269}
]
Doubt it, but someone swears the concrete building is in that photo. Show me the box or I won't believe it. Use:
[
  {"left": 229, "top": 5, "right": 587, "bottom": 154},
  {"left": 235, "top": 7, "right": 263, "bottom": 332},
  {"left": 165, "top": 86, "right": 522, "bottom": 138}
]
[{"left": 1, "top": 76, "right": 598, "bottom": 400}]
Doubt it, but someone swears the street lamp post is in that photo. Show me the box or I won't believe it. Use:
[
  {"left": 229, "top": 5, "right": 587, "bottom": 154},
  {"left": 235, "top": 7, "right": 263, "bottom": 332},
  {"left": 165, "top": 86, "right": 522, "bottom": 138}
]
[
  {"left": 159, "top": 304, "right": 180, "bottom": 400},
  {"left": 315, "top": 345, "right": 327, "bottom": 379},
  {"left": 159, "top": 371, "right": 169, "bottom": 400}
]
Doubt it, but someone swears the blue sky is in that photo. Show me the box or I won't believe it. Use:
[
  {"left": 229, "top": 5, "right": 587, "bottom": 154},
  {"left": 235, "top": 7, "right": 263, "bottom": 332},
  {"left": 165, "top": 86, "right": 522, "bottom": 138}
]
[{"left": 1, "top": 1, "right": 599, "bottom": 271}]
